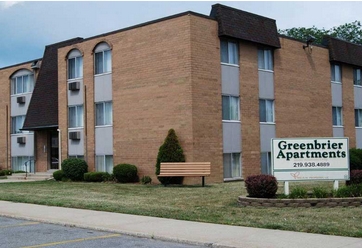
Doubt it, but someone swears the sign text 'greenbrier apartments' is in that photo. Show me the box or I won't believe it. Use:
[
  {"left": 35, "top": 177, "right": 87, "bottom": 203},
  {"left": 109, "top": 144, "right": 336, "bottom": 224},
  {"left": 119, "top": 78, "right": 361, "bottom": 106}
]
[{"left": 272, "top": 138, "right": 350, "bottom": 181}]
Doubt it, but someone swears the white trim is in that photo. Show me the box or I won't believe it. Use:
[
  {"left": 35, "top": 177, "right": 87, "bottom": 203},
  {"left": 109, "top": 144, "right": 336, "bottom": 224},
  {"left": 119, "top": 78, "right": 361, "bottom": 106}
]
[
  {"left": 222, "top": 120, "right": 241, "bottom": 123},
  {"left": 258, "top": 69, "right": 274, "bottom": 73},
  {"left": 11, "top": 92, "right": 33, "bottom": 97},
  {"left": 220, "top": 62, "right": 239, "bottom": 68},
  {"left": 331, "top": 81, "right": 342, "bottom": 84},
  {"left": 355, "top": 127, "right": 362, "bottom": 129},
  {"left": 354, "top": 84, "right": 362, "bottom": 88},
  {"left": 68, "top": 127, "right": 84, "bottom": 130},
  {"left": 95, "top": 124, "right": 113, "bottom": 128},
  {"left": 333, "top": 125, "right": 344, "bottom": 128},
  {"left": 94, "top": 72, "right": 112, "bottom": 77},
  {"left": 260, "top": 122, "right": 276, "bottom": 125}
]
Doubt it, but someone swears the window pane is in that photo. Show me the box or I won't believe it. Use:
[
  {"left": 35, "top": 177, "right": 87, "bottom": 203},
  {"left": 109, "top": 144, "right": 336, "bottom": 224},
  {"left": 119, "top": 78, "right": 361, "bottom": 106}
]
[
  {"left": 96, "top": 103, "right": 104, "bottom": 126},
  {"left": 68, "top": 107, "right": 76, "bottom": 127},
  {"left": 76, "top": 57, "right": 83, "bottom": 78},
  {"left": 23, "top": 75, "right": 29, "bottom": 93},
  {"left": 104, "top": 50, "right": 112, "bottom": 73},
  {"left": 332, "top": 107, "right": 337, "bottom": 125},
  {"left": 77, "top": 105, "right": 84, "bottom": 127},
  {"left": 222, "top": 96, "right": 230, "bottom": 120},
  {"left": 29, "top": 74, "right": 34, "bottom": 92},
  {"left": 11, "top": 78, "right": 15, "bottom": 95},
  {"left": 337, "top": 107, "right": 342, "bottom": 125},
  {"left": 16, "top": 77, "right": 23, "bottom": 94},
  {"left": 231, "top": 153, "right": 241, "bottom": 178},
  {"left": 230, "top": 96, "right": 239, "bottom": 120},
  {"left": 95, "top": 155, "right": 105, "bottom": 172},
  {"left": 359, "top": 110, "right": 362, "bottom": 127},
  {"left": 335, "top": 65, "right": 341, "bottom": 82},
  {"left": 266, "top": 100, "right": 274, "bottom": 122},
  {"left": 95, "top": 52, "right": 103, "bottom": 74},
  {"left": 104, "top": 102, "right": 112, "bottom": 125},
  {"left": 356, "top": 110, "right": 359, "bottom": 127},
  {"left": 355, "top": 69, "right": 362, "bottom": 86},
  {"left": 105, "top": 155, "right": 113, "bottom": 173},
  {"left": 265, "top": 50, "right": 273, "bottom": 70},
  {"left": 259, "top": 100, "right": 266, "bottom": 122},
  {"left": 258, "top": 49, "right": 265, "bottom": 69},
  {"left": 68, "top": 58, "right": 75, "bottom": 79},
  {"left": 223, "top": 154, "right": 231, "bottom": 179},
  {"left": 221, "top": 40, "right": 228, "bottom": 63},
  {"left": 228, "top": 42, "right": 238, "bottom": 65}
]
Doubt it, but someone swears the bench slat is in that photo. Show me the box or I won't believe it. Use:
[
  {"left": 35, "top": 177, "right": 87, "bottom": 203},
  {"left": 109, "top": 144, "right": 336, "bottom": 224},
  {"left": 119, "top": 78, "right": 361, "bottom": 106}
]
[{"left": 159, "top": 162, "right": 211, "bottom": 177}]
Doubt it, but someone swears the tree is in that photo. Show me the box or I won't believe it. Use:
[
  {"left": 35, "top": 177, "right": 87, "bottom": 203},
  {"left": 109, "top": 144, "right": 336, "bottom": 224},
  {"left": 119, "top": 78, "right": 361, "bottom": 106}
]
[
  {"left": 279, "top": 21, "right": 362, "bottom": 45},
  {"left": 155, "top": 129, "right": 185, "bottom": 185}
]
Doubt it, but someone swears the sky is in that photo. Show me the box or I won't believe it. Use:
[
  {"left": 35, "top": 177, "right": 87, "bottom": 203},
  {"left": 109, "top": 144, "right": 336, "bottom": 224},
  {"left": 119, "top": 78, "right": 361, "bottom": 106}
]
[{"left": 1, "top": 1, "right": 362, "bottom": 68}]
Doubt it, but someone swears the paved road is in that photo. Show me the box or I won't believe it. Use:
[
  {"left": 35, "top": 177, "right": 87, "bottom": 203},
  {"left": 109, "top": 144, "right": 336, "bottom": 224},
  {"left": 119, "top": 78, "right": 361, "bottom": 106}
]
[{"left": 0, "top": 216, "right": 202, "bottom": 248}]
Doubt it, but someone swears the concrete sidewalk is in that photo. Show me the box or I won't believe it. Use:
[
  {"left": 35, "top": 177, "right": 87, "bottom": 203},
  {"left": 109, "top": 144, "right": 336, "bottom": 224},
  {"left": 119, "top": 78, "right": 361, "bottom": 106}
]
[{"left": 0, "top": 200, "right": 361, "bottom": 248}]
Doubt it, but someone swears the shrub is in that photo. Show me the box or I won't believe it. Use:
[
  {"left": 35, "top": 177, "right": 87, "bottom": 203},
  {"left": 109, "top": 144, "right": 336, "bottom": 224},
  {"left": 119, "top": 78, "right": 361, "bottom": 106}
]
[
  {"left": 350, "top": 148, "right": 362, "bottom": 170},
  {"left": 155, "top": 129, "right": 185, "bottom": 185},
  {"left": 334, "top": 184, "right": 362, "bottom": 197},
  {"left": 312, "top": 187, "right": 329, "bottom": 198},
  {"left": 61, "top": 158, "right": 88, "bottom": 181},
  {"left": 245, "top": 175, "right": 278, "bottom": 198},
  {"left": 53, "top": 170, "right": 65, "bottom": 181},
  {"left": 347, "top": 170, "right": 362, "bottom": 185},
  {"left": 113, "top": 164, "right": 138, "bottom": 183},
  {"left": 14, "top": 170, "right": 26, "bottom": 173},
  {"left": 0, "top": 169, "right": 12, "bottom": 175},
  {"left": 289, "top": 186, "right": 308, "bottom": 199},
  {"left": 141, "top": 176, "right": 152, "bottom": 185},
  {"left": 84, "top": 172, "right": 111, "bottom": 182},
  {"left": 0, "top": 171, "right": 5, "bottom": 176}
]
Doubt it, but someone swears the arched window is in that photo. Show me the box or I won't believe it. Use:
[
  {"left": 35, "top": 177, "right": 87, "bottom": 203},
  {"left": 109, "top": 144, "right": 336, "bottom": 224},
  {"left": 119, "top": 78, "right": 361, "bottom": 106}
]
[
  {"left": 94, "top": 42, "right": 112, "bottom": 75},
  {"left": 67, "top": 49, "right": 83, "bottom": 80},
  {"left": 11, "top": 69, "right": 34, "bottom": 95}
]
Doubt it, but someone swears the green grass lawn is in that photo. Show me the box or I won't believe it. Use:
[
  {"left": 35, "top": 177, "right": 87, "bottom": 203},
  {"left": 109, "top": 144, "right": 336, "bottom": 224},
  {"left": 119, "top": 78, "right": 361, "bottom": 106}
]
[{"left": 0, "top": 180, "right": 361, "bottom": 237}]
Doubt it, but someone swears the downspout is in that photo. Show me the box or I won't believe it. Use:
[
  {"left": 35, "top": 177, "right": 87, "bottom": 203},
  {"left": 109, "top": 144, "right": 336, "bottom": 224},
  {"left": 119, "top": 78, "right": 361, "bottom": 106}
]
[{"left": 57, "top": 129, "right": 61, "bottom": 170}]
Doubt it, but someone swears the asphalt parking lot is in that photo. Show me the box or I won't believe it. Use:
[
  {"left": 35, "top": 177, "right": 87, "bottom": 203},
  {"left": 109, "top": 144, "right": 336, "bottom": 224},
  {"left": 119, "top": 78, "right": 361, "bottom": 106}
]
[{"left": 0, "top": 216, "right": 202, "bottom": 248}]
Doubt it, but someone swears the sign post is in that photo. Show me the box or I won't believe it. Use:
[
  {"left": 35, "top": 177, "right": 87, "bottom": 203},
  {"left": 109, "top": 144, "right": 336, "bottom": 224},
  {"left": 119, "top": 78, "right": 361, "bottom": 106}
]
[{"left": 272, "top": 138, "right": 349, "bottom": 194}]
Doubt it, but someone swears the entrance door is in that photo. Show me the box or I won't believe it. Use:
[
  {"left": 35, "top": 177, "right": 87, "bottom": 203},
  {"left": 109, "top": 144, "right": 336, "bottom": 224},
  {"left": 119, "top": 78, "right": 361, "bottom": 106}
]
[{"left": 50, "top": 131, "right": 59, "bottom": 169}]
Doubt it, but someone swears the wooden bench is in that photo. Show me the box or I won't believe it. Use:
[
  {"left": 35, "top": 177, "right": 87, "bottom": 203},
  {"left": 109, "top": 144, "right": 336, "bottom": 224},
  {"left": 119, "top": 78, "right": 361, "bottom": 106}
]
[{"left": 159, "top": 162, "right": 211, "bottom": 187}]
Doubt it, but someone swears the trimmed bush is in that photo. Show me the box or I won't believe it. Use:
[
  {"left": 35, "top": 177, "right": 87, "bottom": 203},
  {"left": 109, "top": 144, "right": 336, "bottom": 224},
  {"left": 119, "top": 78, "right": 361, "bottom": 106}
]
[
  {"left": 0, "top": 171, "right": 5, "bottom": 176},
  {"left": 113, "top": 164, "right": 138, "bottom": 183},
  {"left": 312, "top": 187, "right": 329, "bottom": 198},
  {"left": 141, "top": 176, "right": 152, "bottom": 185},
  {"left": 1, "top": 170, "right": 12, "bottom": 175},
  {"left": 14, "top": 170, "right": 26, "bottom": 173},
  {"left": 61, "top": 158, "right": 88, "bottom": 181},
  {"left": 350, "top": 148, "right": 362, "bottom": 170},
  {"left": 155, "top": 129, "right": 185, "bottom": 185},
  {"left": 334, "top": 184, "right": 362, "bottom": 197},
  {"left": 245, "top": 175, "right": 278, "bottom": 198},
  {"left": 289, "top": 186, "right": 308, "bottom": 199},
  {"left": 347, "top": 170, "right": 362, "bottom": 185},
  {"left": 84, "top": 172, "right": 111, "bottom": 182},
  {"left": 53, "top": 170, "right": 65, "bottom": 181}
]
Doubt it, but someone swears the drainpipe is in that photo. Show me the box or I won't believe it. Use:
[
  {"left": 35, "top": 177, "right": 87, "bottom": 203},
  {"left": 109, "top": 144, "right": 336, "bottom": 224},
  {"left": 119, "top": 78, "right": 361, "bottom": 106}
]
[{"left": 57, "top": 129, "right": 61, "bottom": 170}]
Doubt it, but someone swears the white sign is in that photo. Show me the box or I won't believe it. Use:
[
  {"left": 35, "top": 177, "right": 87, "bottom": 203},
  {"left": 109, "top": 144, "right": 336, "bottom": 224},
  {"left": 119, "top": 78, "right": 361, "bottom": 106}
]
[{"left": 271, "top": 138, "right": 349, "bottom": 181}]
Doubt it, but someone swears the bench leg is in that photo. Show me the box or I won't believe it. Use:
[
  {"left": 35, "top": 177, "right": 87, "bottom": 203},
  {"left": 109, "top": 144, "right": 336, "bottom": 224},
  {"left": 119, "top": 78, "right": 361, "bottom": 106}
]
[{"left": 202, "top": 176, "right": 205, "bottom": 187}]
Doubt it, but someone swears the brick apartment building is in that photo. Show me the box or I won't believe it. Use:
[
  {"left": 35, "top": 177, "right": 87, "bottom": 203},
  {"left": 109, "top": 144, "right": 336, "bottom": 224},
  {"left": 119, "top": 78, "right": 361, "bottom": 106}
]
[{"left": 0, "top": 4, "right": 361, "bottom": 183}]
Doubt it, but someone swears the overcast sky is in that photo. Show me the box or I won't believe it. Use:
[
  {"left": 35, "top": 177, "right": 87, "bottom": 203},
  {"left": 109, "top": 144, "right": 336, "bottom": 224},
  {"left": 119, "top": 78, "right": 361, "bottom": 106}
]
[{"left": 1, "top": 1, "right": 362, "bottom": 68}]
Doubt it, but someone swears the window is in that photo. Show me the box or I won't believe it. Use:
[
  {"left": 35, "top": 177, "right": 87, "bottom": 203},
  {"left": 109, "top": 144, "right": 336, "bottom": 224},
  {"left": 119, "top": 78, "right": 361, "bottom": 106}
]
[
  {"left": 355, "top": 109, "right": 362, "bottom": 127},
  {"left": 12, "top": 156, "right": 34, "bottom": 172},
  {"left": 221, "top": 40, "right": 239, "bottom": 65},
  {"left": 259, "top": 99, "right": 274, "bottom": 123},
  {"left": 261, "top": 152, "right": 272, "bottom": 175},
  {"left": 258, "top": 49, "right": 273, "bottom": 70},
  {"left": 332, "top": 106, "right": 343, "bottom": 126},
  {"left": 68, "top": 105, "right": 84, "bottom": 128},
  {"left": 94, "top": 42, "right": 112, "bottom": 75},
  {"left": 223, "top": 153, "right": 241, "bottom": 179},
  {"left": 68, "top": 50, "right": 83, "bottom": 79},
  {"left": 11, "top": 115, "right": 25, "bottom": 134},
  {"left": 95, "top": 101, "right": 112, "bottom": 126},
  {"left": 96, "top": 155, "right": 113, "bottom": 173},
  {"left": 11, "top": 74, "right": 34, "bottom": 95},
  {"left": 331, "top": 64, "right": 341, "bottom": 83},
  {"left": 222, "top": 96, "right": 240, "bottom": 121},
  {"left": 354, "top": 68, "right": 362, "bottom": 86}
]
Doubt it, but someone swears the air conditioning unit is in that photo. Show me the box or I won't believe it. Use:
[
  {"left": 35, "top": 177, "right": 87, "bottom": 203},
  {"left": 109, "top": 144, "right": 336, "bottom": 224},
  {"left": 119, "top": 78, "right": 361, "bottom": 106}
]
[
  {"left": 69, "top": 131, "right": 81, "bottom": 140},
  {"left": 17, "top": 96, "right": 26, "bottom": 104},
  {"left": 31, "top": 60, "right": 40, "bottom": 69},
  {"left": 69, "top": 81, "right": 80, "bottom": 91},
  {"left": 17, "top": 136, "right": 26, "bottom": 144}
]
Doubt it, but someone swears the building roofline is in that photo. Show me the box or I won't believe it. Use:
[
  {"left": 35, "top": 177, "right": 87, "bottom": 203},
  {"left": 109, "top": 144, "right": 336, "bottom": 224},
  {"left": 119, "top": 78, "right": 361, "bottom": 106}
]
[
  {"left": 278, "top": 34, "right": 327, "bottom": 49},
  {"left": 21, "top": 125, "right": 58, "bottom": 131},
  {"left": 0, "top": 58, "right": 43, "bottom": 71},
  {"left": 81, "top": 11, "right": 214, "bottom": 43}
]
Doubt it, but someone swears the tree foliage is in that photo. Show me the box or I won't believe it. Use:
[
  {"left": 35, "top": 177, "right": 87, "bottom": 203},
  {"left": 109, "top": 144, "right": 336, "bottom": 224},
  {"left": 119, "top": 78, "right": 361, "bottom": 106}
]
[
  {"left": 279, "top": 21, "right": 362, "bottom": 45},
  {"left": 155, "top": 129, "right": 185, "bottom": 185}
]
